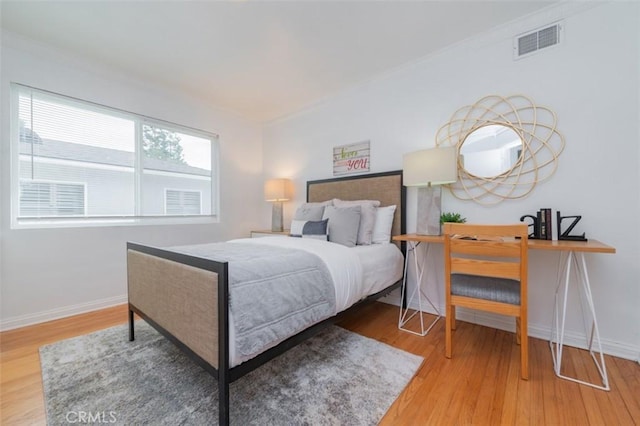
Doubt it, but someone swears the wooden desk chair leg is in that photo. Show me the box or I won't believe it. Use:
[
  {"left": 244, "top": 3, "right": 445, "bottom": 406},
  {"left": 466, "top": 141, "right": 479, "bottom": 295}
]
[
  {"left": 451, "top": 306, "right": 456, "bottom": 330},
  {"left": 516, "top": 317, "right": 521, "bottom": 345},
  {"left": 445, "top": 304, "right": 453, "bottom": 359},
  {"left": 520, "top": 314, "right": 529, "bottom": 380}
]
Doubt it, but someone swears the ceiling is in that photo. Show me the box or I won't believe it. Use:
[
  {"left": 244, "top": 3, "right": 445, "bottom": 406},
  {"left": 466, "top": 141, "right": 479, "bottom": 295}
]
[{"left": 1, "top": 1, "right": 556, "bottom": 123}]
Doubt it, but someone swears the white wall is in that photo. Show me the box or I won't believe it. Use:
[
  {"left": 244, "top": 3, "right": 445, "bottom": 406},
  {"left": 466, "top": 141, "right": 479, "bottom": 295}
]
[
  {"left": 263, "top": 2, "right": 640, "bottom": 359},
  {"left": 0, "top": 32, "right": 265, "bottom": 329}
]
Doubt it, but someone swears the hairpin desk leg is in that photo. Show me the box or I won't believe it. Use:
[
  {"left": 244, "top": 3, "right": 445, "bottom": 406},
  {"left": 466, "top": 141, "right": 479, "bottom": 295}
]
[
  {"left": 549, "top": 251, "right": 609, "bottom": 390},
  {"left": 398, "top": 241, "right": 441, "bottom": 336}
]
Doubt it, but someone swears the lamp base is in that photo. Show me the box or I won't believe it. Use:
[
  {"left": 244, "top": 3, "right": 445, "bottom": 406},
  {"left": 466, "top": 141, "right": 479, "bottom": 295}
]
[
  {"left": 271, "top": 202, "right": 284, "bottom": 232},
  {"left": 416, "top": 186, "right": 442, "bottom": 235}
]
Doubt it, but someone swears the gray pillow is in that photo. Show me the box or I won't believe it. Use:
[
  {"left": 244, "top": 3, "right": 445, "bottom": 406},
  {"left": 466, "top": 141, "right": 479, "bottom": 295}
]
[
  {"left": 293, "top": 200, "right": 333, "bottom": 221},
  {"left": 333, "top": 199, "right": 380, "bottom": 245},
  {"left": 322, "top": 205, "right": 361, "bottom": 247}
]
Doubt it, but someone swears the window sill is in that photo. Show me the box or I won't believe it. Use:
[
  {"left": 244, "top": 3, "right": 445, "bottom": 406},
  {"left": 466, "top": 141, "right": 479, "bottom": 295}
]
[{"left": 11, "top": 215, "right": 220, "bottom": 230}]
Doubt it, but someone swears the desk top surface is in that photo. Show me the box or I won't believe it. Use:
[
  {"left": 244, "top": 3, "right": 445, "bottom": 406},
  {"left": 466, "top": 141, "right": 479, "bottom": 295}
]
[{"left": 392, "top": 234, "right": 616, "bottom": 254}]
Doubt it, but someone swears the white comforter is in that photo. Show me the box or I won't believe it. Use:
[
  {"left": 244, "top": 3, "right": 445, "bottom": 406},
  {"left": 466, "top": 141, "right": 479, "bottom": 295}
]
[
  {"left": 231, "top": 236, "right": 404, "bottom": 312},
  {"left": 227, "top": 236, "right": 403, "bottom": 366},
  {"left": 231, "top": 237, "right": 363, "bottom": 312}
]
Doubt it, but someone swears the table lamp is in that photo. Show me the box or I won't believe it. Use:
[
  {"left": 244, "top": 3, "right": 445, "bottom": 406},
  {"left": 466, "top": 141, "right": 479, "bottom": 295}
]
[
  {"left": 264, "top": 178, "right": 293, "bottom": 232},
  {"left": 403, "top": 146, "right": 457, "bottom": 235}
]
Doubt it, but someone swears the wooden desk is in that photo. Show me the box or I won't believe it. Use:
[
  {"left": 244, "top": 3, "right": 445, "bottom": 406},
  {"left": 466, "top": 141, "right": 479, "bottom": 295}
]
[
  {"left": 392, "top": 233, "right": 616, "bottom": 390},
  {"left": 394, "top": 234, "right": 615, "bottom": 254}
]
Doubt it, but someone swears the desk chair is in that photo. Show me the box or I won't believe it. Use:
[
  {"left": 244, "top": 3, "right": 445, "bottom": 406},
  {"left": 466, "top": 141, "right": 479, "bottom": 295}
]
[{"left": 443, "top": 223, "right": 529, "bottom": 380}]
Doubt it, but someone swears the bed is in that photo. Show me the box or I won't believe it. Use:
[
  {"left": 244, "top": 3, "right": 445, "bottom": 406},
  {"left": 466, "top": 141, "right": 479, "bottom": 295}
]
[{"left": 126, "top": 170, "right": 406, "bottom": 425}]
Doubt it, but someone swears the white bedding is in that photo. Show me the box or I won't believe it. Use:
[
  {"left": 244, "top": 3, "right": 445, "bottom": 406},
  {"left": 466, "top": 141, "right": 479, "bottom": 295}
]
[
  {"left": 352, "top": 243, "right": 404, "bottom": 299},
  {"left": 226, "top": 236, "right": 403, "bottom": 366},
  {"left": 233, "top": 236, "right": 403, "bottom": 311}
]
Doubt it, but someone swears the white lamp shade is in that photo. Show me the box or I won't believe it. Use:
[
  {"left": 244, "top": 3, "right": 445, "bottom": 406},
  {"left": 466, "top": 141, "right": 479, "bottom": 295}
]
[
  {"left": 403, "top": 146, "right": 458, "bottom": 187},
  {"left": 264, "top": 178, "right": 293, "bottom": 201}
]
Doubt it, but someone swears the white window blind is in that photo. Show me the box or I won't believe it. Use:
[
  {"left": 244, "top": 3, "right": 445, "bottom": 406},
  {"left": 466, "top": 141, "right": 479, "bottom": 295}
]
[{"left": 12, "top": 83, "right": 218, "bottom": 227}]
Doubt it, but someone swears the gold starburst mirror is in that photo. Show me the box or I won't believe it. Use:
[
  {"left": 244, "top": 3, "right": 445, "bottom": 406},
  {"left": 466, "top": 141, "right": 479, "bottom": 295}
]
[{"left": 436, "top": 94, "right": 565, "bottom": 205}]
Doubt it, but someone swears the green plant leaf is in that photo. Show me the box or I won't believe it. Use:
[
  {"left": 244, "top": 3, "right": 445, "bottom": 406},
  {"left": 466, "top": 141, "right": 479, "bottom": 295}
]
[{"left": 440, "top": 212, "right": 467, "bottom": 224}]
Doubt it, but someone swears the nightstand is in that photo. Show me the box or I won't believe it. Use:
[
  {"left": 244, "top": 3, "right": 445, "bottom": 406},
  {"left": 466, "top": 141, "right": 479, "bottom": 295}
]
[{"left": 250, "top": 229, "right": 290, "bottom": 238}]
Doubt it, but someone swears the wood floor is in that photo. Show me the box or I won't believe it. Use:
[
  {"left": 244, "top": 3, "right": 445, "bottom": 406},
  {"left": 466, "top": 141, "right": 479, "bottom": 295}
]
[{"left": 1, "top": 302, "right": 639, "bottom": 425}]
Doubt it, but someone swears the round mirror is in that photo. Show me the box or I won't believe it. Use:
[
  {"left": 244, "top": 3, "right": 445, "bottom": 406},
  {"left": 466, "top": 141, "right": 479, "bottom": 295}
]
[
  {"left": 460, "top": 125, "right": 523, "bottom": 178},
  {"left": 436, "top": 95, "right": 564, "bottom": 204}
]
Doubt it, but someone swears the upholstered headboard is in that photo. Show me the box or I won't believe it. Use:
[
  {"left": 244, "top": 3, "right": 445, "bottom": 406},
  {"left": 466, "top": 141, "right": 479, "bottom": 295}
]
[{"left": 306, "top": 170, "right": 405, "bottom": 247}]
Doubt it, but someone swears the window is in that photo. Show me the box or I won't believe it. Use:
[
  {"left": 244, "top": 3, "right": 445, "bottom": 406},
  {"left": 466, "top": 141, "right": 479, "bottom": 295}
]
[
  {"left": 11, "top": 83, "right": 219, "bottom": 227},
  {"left": 165, "top": 189, "right": 202, "bottom": 215}
]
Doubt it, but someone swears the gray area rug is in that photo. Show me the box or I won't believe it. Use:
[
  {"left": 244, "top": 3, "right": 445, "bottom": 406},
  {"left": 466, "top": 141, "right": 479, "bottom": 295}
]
[{"left": 40, "top": 321, "right": 423, "bottom": 425}]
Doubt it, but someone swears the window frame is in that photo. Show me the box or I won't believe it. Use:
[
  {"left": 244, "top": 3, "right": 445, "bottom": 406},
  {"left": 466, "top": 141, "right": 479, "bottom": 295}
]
[{"left": 10, "top": 83, "right": 220, "bottom": 229}]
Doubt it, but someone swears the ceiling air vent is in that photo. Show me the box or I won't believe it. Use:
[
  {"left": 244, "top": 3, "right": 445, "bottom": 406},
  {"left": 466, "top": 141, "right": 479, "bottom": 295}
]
[{"left": 514, "top": 21, "right": 563, "bottom": 60}]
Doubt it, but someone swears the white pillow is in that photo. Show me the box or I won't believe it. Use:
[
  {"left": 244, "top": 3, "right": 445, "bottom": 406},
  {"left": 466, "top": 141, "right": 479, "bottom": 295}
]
[
  {"left": 333, "top": 199, "right": 380, "bottom": 245},
  {"left": 371, "top": 205, "right": 396, "bottom": 244}
]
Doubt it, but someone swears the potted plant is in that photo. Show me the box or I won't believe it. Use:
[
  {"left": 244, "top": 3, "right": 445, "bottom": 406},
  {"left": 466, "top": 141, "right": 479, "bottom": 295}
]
[{"left": 440, "top": 212, "right": 467, "bottom": 224}]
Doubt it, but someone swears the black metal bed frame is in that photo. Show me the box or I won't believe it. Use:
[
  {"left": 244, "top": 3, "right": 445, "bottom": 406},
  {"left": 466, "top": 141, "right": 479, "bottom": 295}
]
[{"left": 127, "top": 170, "right": 406, "bottom": 425}]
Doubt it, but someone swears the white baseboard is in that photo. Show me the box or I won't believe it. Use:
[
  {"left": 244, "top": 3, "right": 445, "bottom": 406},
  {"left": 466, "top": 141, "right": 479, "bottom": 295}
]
[
  {"left": 0, "top": 295, "right": 128, "bottom": 331},
  {"left": 3, "top": 292, "right": 638, "bottom": 362},
  {"left": 379, "top": 293, "right": 640, "bottom": 362}
]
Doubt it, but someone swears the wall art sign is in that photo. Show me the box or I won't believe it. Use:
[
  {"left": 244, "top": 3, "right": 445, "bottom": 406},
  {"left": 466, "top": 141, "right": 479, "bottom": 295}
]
[{"left": 333, "top": 141, "right": 370, "bottom": 176}]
